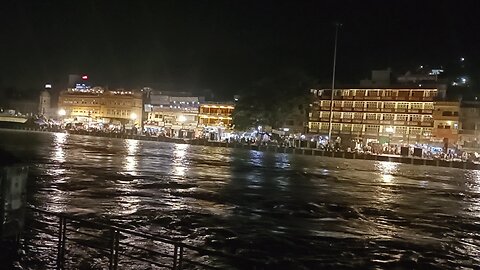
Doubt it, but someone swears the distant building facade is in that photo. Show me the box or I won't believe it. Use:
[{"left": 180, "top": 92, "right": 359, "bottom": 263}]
[
  {"left": 144, "top": 92, "right": 202, "bottom": 138},
  {"left": 308, "top": 87, "right": 439, "bottom": 144},
  {"left": 432, "top": 101, "right": 459, "bottom": 146},
  {"left": 38, "top": 90, "right": 51, "bottom": 116},
  {"left": 198, "top": 103, "right": 234, "bottom": 140},
  {"left": 58, "top": 87, "right": 143, "bottom": 127},
  {"left": 459, "top": 101, "right": 480, "bottom": 150}
]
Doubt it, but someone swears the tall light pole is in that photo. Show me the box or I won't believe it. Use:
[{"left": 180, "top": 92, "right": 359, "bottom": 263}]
[{"left": 328, "top": 23, "right": 341, "bottom": 143}]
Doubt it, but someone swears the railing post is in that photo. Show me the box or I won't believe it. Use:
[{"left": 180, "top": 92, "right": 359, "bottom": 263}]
[
  {"left": 178, "top": 245, "right": 184, "bottom": 270},
  {"left": 56, "top": 216, "right": 66, "bottom": 270},
  {"left": 109, "top": 229, "right": 120, "bottom": 270},
  {"left": 173, "top": 245, "right": 178, "bottom": 270}
]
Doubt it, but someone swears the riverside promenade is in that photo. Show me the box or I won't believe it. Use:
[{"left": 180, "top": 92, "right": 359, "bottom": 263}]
[{"left": 3, "top": 127, "right": 480, "bottom": 171}]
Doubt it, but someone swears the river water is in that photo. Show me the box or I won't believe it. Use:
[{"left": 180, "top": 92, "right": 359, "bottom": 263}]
[{"left": 1, "top": 129, "right": 480, "bottom": 269}]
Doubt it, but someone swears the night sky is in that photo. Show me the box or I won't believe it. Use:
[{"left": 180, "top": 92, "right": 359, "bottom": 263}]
[{"left": 1, "top": 0, "right": 479, "bottom": 98}]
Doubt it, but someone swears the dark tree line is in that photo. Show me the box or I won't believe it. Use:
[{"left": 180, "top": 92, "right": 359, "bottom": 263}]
[{"left": 232, "top": 69, "right": 315, "bottom": 131}]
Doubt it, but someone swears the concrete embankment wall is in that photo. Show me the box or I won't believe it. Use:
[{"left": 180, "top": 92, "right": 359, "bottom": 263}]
[{"left": 189, "top": 139, "right": 480, "bottom": 171}]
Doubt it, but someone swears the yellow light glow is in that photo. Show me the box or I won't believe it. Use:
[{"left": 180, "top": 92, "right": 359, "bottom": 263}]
[{"left": 130, "top": 112, "right": 137, "bottom": 120}]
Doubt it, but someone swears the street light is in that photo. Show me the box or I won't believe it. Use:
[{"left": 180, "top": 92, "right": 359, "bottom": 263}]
[
  {"left": 58, "top": 109, "right": 66, "bottom": 116},
  {"left": 130, "top": 112, "right": 137, "bottom": 120},
  {"left": 328, "top": 23, "right": 342, "bottom": 143}
]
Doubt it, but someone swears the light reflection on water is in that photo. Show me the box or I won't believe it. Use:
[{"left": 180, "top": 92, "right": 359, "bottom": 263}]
[
  {"left": 172, "top": 143, "right": 189, "bottom": 178},
  {"left": 1, "top": 130, "right": 480, "bottom": 269},
  {"left": 123, "top": 139, "right": 139, "bottom": 175},
  {"left": 52, "top": 132, "right": 67, "bottom": 163}
]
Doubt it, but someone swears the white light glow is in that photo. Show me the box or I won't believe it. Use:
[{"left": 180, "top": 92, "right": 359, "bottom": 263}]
[
  {"left": 130, "top": 112, "right": 137, "bottom": 120},
  {"left": 58, "top": 109, "right": 66, "bottom": 116},
  {"left": 178, "top": 115, "right": 187, "bottom": 123}
]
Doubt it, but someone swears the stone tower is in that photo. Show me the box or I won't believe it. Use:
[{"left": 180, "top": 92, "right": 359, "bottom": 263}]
[{"left": 38, "top": 90, "right": 51, "bottom": 116}]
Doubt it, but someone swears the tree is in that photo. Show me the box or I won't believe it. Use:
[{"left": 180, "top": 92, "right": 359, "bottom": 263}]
[{"left": 233, "top": 69, "right": 315, "bottom": 131}]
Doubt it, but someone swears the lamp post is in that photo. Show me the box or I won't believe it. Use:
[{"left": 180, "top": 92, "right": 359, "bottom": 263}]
[{"left": 328, "top": 23, "right": 341, "bottom": 144}]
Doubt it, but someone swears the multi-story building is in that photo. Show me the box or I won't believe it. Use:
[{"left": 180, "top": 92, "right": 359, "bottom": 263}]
[
  {"left": 459, "top": 101, "right": 480, "bottom": 150},
  {"left": 432, "top": 101, "right": 460, "bottom": 146},
  {"left": 144, "top": 92, "right": 202, "bottom": 138},
  {"left": 308, "top": 87, "right": 439, "bottom": 144},
  {"left": 198, "top": 103, "right": 234, "bottom": 140},
  {"left": 58, "top": 87, "right": 143, "bottom": 127}
]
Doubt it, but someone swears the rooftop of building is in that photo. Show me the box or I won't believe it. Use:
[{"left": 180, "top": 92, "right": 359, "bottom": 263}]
[{"left": 312, "top": 84, "right": 442, "bottom": 90}]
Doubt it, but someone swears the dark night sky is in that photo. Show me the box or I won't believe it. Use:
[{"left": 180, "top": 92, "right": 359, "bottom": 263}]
[{"left": 1, "top": 0, "right": 479, "bottom": 98}]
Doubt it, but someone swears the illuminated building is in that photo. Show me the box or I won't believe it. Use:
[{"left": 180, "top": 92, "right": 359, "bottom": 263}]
[
  {"left": 198, "top": 103, "right": 234, "bottom": 140},
  {"left": 458, "top": 101, "right": 480, "bottom": 150},
  {"left": 308, "top": 87, "right": 439, "bottom": 144},
  {"left": 38, "top": 86, "right": 51, "bottom": 116},
  {"left": 431, "top": 101, "right": 459, "bottom": 146},
  {"left": 144, "top": 92, "right": 202, "bottom": 138},
  {"left": 58, "top": 88, "right": 143, "bottom": 127}
]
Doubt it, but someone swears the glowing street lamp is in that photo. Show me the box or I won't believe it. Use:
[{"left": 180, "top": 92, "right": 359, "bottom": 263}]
[
  {"left": 58, "top": 109, "right": 66, "bottom": 116},
  {"left": 130, "top": 112, "right": 138, "bottom": 121}
]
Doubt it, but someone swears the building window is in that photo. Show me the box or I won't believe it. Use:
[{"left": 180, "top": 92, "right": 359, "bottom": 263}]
[
  {"left": 367, "top": 102, "right": 378, "bottom": 109},
  {"left": 424, "top": 103, "right": 434, "bottom": 110},
  {"left": 412, "top": 103, "right": 423, "bottom": 109},
  {"left": 396, "top": 114, "right": 408, "bottom": 121},
  {"left": 321, "top": 101, "right": 331, "bottom": 107},
  {"left": 383, "top": 114, "right": 394, "bottom": 121},
  {"left": 366, "top": 125, "right": 380, "bottom": 133},
  {"left": 354, "top": 102, "right": 364, "bottom": 108},
  {"left": 384, "top": 102, "right": 395, "bottom": 109},
  {"left": 344, "top": 101, "right": 353, "bottom": 108},
  {"left": 410, "top": 127, "right": 421, "bottom": 135},
  {"left": 342, "top": 124, "right": 352, "bottom": 131},
  {"left": 412, "top": 115, "right": 422, "bottom": 122},
  {"left": 396, "top": 126, "right": 407, "bottom": 134},
  {"left": 356, "top": 90, "right": 366, "bottom": 97}
]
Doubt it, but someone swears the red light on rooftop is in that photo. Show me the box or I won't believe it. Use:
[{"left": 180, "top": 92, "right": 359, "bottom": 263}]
[{"left": 82, "top": 75, "right": 88, "bottom": 80}]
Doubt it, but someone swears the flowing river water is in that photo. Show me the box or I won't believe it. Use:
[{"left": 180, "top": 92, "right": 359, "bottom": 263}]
[{"left": 1, "top": 129, "right": 480, "bottom": 269}]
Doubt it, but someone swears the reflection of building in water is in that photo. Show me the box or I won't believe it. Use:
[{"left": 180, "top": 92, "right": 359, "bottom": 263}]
[
  {"left": 58, "top": 87, "right": 143, "bottom": 127},
  {"left": 198, "top": 103, "right": 235, "bottom": 140}
]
